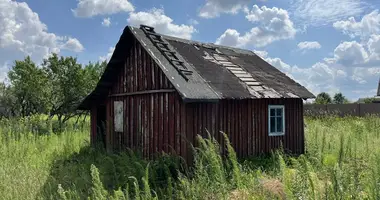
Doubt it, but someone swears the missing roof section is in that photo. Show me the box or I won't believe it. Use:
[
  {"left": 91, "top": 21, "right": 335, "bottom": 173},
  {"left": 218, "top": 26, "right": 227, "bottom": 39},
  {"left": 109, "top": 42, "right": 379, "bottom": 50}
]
[
  {"left": 140, "top": 24, "right": 193, "bottom": 81},
  {"left": 202, "top": 49, "right": 284, "bottom": 98}
]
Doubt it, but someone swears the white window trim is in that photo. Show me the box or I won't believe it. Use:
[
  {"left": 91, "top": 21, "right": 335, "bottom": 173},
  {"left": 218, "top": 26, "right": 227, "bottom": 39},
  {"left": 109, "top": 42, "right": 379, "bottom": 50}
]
[{"left": 268, "top": 105, "right": 285, "bottom": 136}]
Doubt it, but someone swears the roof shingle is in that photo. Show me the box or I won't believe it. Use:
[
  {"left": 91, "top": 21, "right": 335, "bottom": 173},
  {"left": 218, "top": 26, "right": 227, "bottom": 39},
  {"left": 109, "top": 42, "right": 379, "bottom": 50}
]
[{"left": 78, "top": 25, "right": 315, "bottom": 110}]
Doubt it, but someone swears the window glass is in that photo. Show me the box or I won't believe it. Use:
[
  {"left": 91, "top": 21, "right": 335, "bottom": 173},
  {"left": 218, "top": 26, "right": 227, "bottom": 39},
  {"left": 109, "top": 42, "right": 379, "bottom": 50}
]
[
  {"left": 276, "top": 108, "right": 282, "bottom": 117},
  {"left": 268, "top": 105, "right": 284, "bottom": 136},
  {"left": 276, "top": 117, "right": 283, "bottom": 132},
  {"left": 270, "top": 116, "right": 276, "bottom": 133},
  {"left": 270, "top": 109, "right": 276, "bottom": 117}
]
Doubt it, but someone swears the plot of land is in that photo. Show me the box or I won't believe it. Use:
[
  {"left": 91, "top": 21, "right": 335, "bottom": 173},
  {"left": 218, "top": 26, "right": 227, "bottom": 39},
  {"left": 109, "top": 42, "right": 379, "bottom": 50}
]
[{"left": 1, "top": 116, "right": 380, "bottom": 199}]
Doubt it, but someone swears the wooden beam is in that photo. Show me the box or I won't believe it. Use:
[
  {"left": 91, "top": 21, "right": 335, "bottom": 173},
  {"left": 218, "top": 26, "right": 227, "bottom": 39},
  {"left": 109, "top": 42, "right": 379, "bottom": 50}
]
[{"left": 109, "top": 89, "right": 176, "bottom": 97}]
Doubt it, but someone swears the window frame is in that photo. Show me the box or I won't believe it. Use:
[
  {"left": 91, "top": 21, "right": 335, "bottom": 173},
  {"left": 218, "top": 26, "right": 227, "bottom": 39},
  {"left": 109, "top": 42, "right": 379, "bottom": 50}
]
[{"left": 268, "top": 105, "right": 285, "bottom": 136}]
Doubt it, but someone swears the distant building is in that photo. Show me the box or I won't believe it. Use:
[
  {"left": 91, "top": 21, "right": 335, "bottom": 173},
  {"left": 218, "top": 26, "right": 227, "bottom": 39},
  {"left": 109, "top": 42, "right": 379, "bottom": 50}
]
[
  {"left": 374, "top": 79, "right": 380, "bottom": 103},
  {"left": 78, "top": 25, "right": 315, "bottom": 162}
]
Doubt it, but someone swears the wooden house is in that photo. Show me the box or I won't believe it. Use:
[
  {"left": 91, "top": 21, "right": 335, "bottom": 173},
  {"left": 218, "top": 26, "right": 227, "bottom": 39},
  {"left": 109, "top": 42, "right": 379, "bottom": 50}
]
[{"left": 78, "top": 25, "right": 315, "bottom": 161}]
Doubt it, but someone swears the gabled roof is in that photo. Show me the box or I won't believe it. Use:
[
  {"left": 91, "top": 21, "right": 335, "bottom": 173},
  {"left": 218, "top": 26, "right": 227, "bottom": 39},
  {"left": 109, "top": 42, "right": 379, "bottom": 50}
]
[{"left": 78, "top": 25, "right": 315, "bottom": 110}]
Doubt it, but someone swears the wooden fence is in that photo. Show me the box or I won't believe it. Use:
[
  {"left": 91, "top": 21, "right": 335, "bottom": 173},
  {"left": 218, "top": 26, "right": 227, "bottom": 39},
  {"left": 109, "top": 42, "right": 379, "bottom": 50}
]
[{"left": 304, "top": 103, "right": 380, "bottom": 117}]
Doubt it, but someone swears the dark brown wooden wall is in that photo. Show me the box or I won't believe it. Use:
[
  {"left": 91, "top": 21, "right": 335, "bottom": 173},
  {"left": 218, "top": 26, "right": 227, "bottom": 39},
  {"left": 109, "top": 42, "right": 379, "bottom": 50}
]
[
  {"left": 183, "top": 98, "right": 305, "bottom": 160},
  {"left": 110, "top": 38, "right": 174, "bottom": 94},
  {"left": 104, "top": 37, "right": 178, "bottom": 154},
  {"left": 92, "top": 37, "right": 305, "bottom": 161}
]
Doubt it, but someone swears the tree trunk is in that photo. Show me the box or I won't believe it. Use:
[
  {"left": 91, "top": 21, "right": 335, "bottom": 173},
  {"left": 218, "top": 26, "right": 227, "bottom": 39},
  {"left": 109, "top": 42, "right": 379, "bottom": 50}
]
[{"left": 58, "top": 114, "right": 63, "bottom": 133}]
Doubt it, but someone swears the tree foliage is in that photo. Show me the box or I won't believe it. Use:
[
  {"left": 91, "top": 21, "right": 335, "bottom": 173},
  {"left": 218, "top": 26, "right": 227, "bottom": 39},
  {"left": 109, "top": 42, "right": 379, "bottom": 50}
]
[
  {"left": 333, "top": 92, "right": 349, "bottom": 104},
  {"left": 0, "top": 54, "right": 106, "bottom": 128},
  {"left": 8, "top": 56, "right": 50, "bottom": 117},
  {"left": 362, "top": 97, "right": 377, "bottom": 104},
  {"left": 315, "top": 92, "right": 332, "bottom": 104}
]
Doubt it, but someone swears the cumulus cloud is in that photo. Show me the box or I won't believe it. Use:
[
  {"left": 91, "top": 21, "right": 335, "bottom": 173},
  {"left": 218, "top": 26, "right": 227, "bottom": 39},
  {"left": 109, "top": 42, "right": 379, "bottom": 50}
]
[
  {"left": 326, "top": 41, "right": 369, "bottom": 66},
  {"left": 260, "top": 52, "right": 347, "bottom": 96},
  {"left": 367, "top": 34, "right": 380, "bottom": 60},
  {"left": 99, "top": 46, "right": 115, "bottom": 62},
  {"left": 0, "top": 0, "right": 84, "bottom": 81},
  {"left": 102, "top": 18, "right": 111, "bottom": 27},
  {"left": 297, "top": 41, "right": 321, "bottom": 50},
  {"left": 72, "top": 0, "right": 134, "bottom": 18},
  {"left": 61, "top": 38, "right": 84, "bottom": 52},
  {"left": 290, "top": 0, "right": 370, "bottom": 27},
  {"left": 198, "top": 0, "right": 250, "bottom": 18},
  {"left": 318, "top": 38, "right": 380, "bottom": 97},
  {"left": 216, "top": 5, "right": 296, "bottom": 48},
  {"left": 333, "top": 10, "right": 380, "bottom": 38},
  {"left": 351, "top": 67, "right": 380, "bottom": 84},
  {"left": 257, "top": 45, "right": 379, "bottom": 101},
  {"left": 127, "top": 8, "right": 196, "bottom": 40}
]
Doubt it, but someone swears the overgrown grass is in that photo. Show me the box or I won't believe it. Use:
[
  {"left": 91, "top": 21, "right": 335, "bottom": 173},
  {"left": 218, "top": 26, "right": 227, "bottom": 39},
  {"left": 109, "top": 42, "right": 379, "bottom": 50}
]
[{"left": 1, "top": 115, "right": 380, "bottom": 199}]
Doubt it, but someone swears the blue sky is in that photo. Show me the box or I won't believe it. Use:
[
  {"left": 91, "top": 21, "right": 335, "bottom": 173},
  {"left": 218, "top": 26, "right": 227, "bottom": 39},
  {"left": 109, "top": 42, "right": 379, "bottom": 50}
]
[{"left": 1, "top": 0, "right": 380, "bottom": 101}]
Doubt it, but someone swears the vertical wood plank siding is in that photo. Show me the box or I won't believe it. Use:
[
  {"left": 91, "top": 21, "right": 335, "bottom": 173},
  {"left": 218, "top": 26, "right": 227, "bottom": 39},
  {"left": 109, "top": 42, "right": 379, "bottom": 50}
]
[
  {"left": 182, "top": 98, "right": 305, "bottom": 159},
  {"left": 99, "top": 37, "right": 305, "bottom": 161}
]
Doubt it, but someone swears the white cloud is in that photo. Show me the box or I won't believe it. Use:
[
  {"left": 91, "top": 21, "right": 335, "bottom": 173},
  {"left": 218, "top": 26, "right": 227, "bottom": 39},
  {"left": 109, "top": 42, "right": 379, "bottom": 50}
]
[
  {"left": 261, "top": 53, "right": 347, "bottom": 96},
  {"left": 327, "top": 41, "right": 369, "bottom": 65},
  {"left": 61, "top": 38, "right": 84, "bottom": 52},
  {"left": 188, "top": 19, "right": 199, "bottom": 25},
  {"left": 316, "top": 38, "right": 380, "bottom": 98},
  {"left": 352, "top": 67, "right": 380, "bottom": 84},
  {"left": 198, "top": 0, "right": 250, "bottom": 18},
  {"left": 216, "top": 29, "right": 241, "bottom": 47},
  {"left": 253, "top": 50, "right": 268, "bottom": 58},
  {"left": 102, "top": 18, "right": 111, "bottom": 27},
  {"left": 0, "top": 0, "right": 84, "bottom": 82},
  {"left": 367, "top": 34, "right": 380, "bottom": 60},
  {"left": 99, "top": 46, "right": 115, "bottom": 62},
  {"left": 216, "top": 5, "right": 296, "bottom": 48},
  {"left": 290, "top": 0, "right": 370, "bottom": 27},
  {"left": 72, "top": 0, "right": 134, "bottom": 18},
  {"left": 333, "top": 10, "right": 380, "bottom": 38},
  {"left": 258, "top": 48, "right": 380, "bottom": 100},
  {"left": 127, "top": 8, "right": 196, "bottom": 40},
  {"left": 297, "top": 41, "right": 321, "bottom": 50}
]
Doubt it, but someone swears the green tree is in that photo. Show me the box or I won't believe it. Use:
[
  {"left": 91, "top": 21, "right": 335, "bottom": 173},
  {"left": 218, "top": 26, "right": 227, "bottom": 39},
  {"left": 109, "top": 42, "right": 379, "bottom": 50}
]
[
  {"left": 8, "top": 57, "right": 50, "bottom": 117},
  {"left": 333, "top": 92, "right": 349, "bottom": 104},
  {"left": 82, "top": 60, "right": 107, "bottom": 94},
  {"left": 3, "top": 54, "right": 106, "bottom": 126},
  {"left": 42, "top": 54, "right": 106, "bottom": 129},
  {"left": 0, "top": 82, "right": 18, "bottom": 117},
  {"left": 42, "top": 54, "right": 86, "bottom": 128},
  {"left": 363, "top": 97, "right": 377, "bottom": 104},
  {"left": 315, "top": 92, "right": 332, "bottom": 104}
]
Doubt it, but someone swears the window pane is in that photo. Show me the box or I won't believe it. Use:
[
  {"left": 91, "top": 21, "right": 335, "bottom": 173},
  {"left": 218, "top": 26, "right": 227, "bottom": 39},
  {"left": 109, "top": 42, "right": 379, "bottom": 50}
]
[
  {"left": 276, "top": 108, "right": 282, "bottom": 117},
  {"left": 270, "top": 117, "right": 276, "bottom": 133},
  {"left": 277, "top": 117, "right": 283, "bottom": 133},
  {"left": 270, "top": 109, "right": 275, "bottom": 116}
]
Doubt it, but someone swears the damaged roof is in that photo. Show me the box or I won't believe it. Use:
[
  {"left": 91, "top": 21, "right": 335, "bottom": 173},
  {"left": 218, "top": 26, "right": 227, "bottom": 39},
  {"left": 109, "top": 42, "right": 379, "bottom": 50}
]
[{"left": 78, "top": 25, "right": 315, "bottom": 109}]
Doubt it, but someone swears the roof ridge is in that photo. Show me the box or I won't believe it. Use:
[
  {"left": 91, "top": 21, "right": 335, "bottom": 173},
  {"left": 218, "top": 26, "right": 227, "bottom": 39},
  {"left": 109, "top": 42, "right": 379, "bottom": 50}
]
[{"left": 126, "top": 25, "right": 256, "bottom": 56}]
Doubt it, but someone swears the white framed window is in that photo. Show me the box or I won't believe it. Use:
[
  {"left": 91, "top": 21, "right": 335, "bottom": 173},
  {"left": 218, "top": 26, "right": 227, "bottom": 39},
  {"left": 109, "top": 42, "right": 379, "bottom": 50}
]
[{"left": 268, "top": 105, "right": 285, "bottom": 136}]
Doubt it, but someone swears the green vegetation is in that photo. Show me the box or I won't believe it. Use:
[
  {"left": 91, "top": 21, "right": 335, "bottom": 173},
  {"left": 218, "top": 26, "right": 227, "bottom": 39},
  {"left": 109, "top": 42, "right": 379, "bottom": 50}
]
[
  {"left": 315, "top": 92, "right": 332, "bottom": 104},
  {"left": 314, "top": 92, "right": 350, "bottom": 105},
  {"left": 0, "top": 54, "right": 105, "bottom": 127},
  {"left": 1, "top": 115, "right": 380, "bottom": 199}
]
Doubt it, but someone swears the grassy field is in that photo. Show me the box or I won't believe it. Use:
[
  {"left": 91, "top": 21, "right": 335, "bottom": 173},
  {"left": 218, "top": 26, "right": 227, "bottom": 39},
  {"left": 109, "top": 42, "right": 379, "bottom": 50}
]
[{"left": 1, "top": 115, "right": 380, "bottom": 199}]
